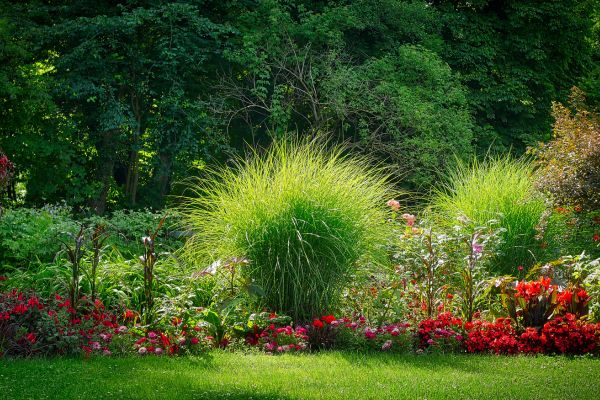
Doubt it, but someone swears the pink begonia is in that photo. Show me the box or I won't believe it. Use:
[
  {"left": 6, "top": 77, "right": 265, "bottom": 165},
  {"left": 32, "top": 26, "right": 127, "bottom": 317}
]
[
  {"left": 382, "top": 340, "right": 393, "bottom": 351},
  {"left": 401, "top": 213, "right": 416, "bottom": 226},
  {"left": 386, "top": 199, "right": 401, "bottom": 211}
]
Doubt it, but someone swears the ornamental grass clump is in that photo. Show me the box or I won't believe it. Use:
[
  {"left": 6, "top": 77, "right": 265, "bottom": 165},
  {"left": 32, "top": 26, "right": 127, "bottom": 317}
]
[
  {"left": 430, "top": 155, "right": 547, "bottom": 275},
  {"left": 180, "top": 140, "right": 392, "bottom": 320}
]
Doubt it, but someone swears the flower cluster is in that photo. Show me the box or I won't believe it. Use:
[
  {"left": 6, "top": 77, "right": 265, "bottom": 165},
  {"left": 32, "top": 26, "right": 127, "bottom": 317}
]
[
  {"left": 465, "top": 314, "right": 600, "bottom": 355},
  {"left": 0, "top": 290, "right": 119, "bottom": 357},
  {"left": 417, "top": 312, "right": 464, "bottom": 352},
  {"left": 542, "top": 314, "right": 599, "bottom": 354},
  {"left": 241, "top": 312, "right": 308, "bottom": 353},
  {"left": 514, "top": 276, "right": 553, "bottom": 301},
  {"left": 257, "top": 324, "right": 308, "bottom": 353},
  {"left": 465, "top": 318, "right": 519, "bottom": 354}
]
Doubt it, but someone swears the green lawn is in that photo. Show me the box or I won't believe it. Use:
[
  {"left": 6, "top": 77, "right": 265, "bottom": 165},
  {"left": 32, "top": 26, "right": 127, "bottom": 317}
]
[{"left": 1, "top": 352, "right": 599, "bottom": 400}]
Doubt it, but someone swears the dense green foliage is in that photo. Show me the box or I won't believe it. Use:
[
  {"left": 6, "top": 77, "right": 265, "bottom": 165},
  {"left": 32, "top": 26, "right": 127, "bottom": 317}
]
[
  {"left": 0, "top": 0, "right": 597, "bottom": 210},
  {"left": 3, "top": 353, "right": 600, "bottom": 400},
  {"left": 180, "top": 140, "right": 392, "bottom": 320},
  {"left": 0, "top": 206, "right": 182, "bottom": 270}
]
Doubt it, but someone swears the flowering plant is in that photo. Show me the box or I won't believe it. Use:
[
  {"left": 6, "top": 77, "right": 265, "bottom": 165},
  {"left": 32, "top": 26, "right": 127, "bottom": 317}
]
[
  {"left": 501, "top": 276, "right": 558, "bottom": 330},
  {"left": 542, "top": 313, "right": 599, "bottom": 355},
  {"left": 417, "top": 312, "right": 465, "bottom": 353},
  {"left": 464, "top": 318, "right": 519, "bottom": 354},
  {"left": 0, "top": 290, "right": 119, "bottom": 357}
]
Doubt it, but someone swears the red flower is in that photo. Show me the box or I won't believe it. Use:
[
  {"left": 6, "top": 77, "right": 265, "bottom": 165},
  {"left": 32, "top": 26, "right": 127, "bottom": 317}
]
[
  {"left": 124, "top": 309, "right": 135, "bottom": 319},
  {"left": 576, "top": 289, "right": 590, "bottom": 303},
  {"left": 25, "top": 332, "right": 36, "bottom": 344},
  {"left": 0, "top": 276, "right": 7, "bottom": 281},
  {"left": 321, "top": 315, "right": 336, "bottom": 324},
  {"left": 312, "top": 319, "right": 324, "bottom": 329},
  {"left": 446, "top": 293, "right": 454, "bottom": 300},
  {"left": 557, "top": 290, "right": 573, "bottom": 305},
  {"left": 593, "top": 235, "right": 600, "bottom": 242},
  {"left": 12, "top": 304, "right": 28, "bottom": 314},
  {"left": 190, "top": 337, "right": 200, "bottom": 345}
]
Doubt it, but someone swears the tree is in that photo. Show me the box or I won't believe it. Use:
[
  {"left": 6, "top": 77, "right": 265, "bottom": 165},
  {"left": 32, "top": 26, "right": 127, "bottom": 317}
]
[
  {"left": 3, "top": 1, "right": 228, "bottom": 212},
  {"left": 432, "top": 0, "right": 595, "bottom": 153},
  {"left": 214, "top": 0, "right": 474, "bottom": 189}
]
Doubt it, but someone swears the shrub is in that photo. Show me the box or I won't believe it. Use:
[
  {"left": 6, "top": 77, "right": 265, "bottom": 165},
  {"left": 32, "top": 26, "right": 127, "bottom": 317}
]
[
  {"left": 0, "top": 206, "right": 182, "bottom": 270},
  {"left": 542, "top": 314, "right": 599, "bottom": 355},
  {"left": 430, "top": 155, "right": 547, "bottom": 274},
  {"left": 0, "top": 205, "right": 78, "bottom": 269},
  {"left": 533, "top": 87, "right": 600, "bottom": 210},
  {"left": 464, "top": 318, "right": 519, "bottom": 354},
  {"left": 180, "top": 140, "right": 392, "bottom": 320},
  {"left": 417, "top": 312, "right": 465, "bottom": 353}
]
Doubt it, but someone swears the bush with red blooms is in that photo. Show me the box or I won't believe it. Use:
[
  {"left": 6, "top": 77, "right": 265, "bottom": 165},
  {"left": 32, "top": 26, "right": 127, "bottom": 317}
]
[
  {"left": 0, "top": 290, "right": 119, "bottom": 357},
  {"left": 464, "top": 314, "right": 600, "bottom": 355},
  {"left": 555, "top": 287, "right": 590, "bottom": 318},
  {"left": 502, "top": 276, "right": 594, "bottom": 330},
  {"left": 502, "top": 276, "right": 557, "bottom": 329},
  {"left": 518, "top": 327, "right": 547, "bottom": 354},
  {"left": 542, "top": 314, "right": 599, "bottom": 355},
  {"left": 240, "top": 312, "right": 308, "bottom": 353},
  {"left": 464, "top": 318, "right": 519, "bottom": 354},
  {"left": 306, "top": 314, "right": 343, "bottom": 350},
  {"left": 257, "top": 324, "right": 308, "bottom": 353},
  {"left": 417, "top": 312, "right": 465, "bottom": 353}
]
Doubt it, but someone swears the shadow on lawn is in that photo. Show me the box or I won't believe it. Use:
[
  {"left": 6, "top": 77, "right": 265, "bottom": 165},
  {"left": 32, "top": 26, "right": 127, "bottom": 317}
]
[{"left": 4, "top": 354, "right": 296, "bottom": 400}]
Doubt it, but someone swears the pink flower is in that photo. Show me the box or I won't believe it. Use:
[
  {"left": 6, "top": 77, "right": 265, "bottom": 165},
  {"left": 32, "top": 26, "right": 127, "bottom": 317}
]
[
  {"left": 102, "top": 349, "right": 112, "bottom": 356},
  {"left": 401, "top": 213, "right": 416, "bottom": 226},
  {"left": 264, "top": 342, "right": 276, "bottom": 351},
  {"left": 138, "top": 347, "right": 148, "bottom": 355},
  {"left": 155, "top": 347, "right": 163, "bottom": 355},
  {"left": 381, "top": 340, "right": 392, "bottom": 351},
  {"left": 364, "top": 327, "right": 376, "bottom": 340},
  {"left": 387, "top": 199, "right": 401, "bottom": 211}
]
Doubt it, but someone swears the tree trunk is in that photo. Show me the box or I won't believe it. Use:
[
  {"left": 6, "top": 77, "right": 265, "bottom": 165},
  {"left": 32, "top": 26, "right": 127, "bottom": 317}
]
[
  {"left": 92, "top": 130, "right": 117, "bottom": 215},
  {"left": 157, "top": 152, "right": 173, "bottom": 199},
  {"left": 125, "top": 93, "right": 145, "bottom": 205}
]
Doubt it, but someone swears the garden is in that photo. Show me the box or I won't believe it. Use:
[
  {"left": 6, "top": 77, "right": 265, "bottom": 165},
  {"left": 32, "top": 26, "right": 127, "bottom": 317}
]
[{"left": 1, "top": 1, "right": 600, "bottom": 399}]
